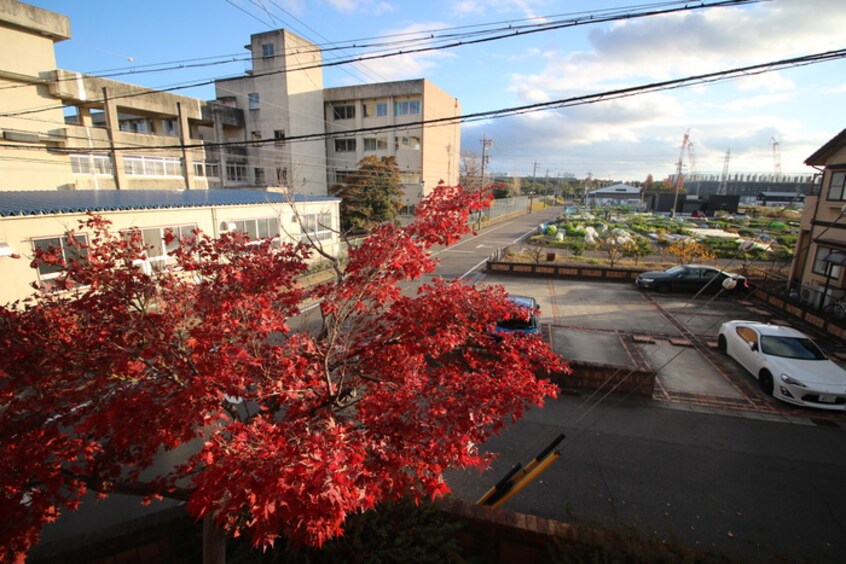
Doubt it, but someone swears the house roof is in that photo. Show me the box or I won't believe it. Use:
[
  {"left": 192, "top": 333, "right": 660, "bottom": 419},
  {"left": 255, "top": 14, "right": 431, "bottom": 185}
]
[
  {"left": 0, "top": 190, "right": 339, "bottom": 218},
  {"left": 589, "top": 183, "right": 640, "bottom": 195},
  {"left": 805, "top": 128, "right": 846, "bottom": 166},
  {"left": 757, "top": 192, "right": 805, "bottom": 198}
]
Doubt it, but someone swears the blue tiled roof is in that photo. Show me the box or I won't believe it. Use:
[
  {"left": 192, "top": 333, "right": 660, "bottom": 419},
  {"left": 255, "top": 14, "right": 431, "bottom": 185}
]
[{"left": 0, "top": 190, "right": 338, "bottom": 218}]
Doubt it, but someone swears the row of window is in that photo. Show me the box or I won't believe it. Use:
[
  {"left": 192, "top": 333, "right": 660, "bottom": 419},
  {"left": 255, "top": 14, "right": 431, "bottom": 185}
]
[
  {"left": 333, "top": 135, "right": 421, "bottom": 153},
  {"left": 124, "top": 155, "right": 183, "bottom": 177},
  {"left": 33, "top": 214, "right": 335, "bottom": 285},
  {"left": 70, "top": 154, "right": 112, "bottom": 175},
  {"left": 331, "top": 100, "right": 421, "bottom": 120}
]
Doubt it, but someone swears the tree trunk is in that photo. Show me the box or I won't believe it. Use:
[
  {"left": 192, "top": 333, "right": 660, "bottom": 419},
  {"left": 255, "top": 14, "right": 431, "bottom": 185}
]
[{"left": 203, "top": 515, "right": 226, "bottom": 564}]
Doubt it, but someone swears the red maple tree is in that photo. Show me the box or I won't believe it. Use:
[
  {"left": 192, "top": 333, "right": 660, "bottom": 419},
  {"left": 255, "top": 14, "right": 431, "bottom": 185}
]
[{"left": 0, "top": 185, "right": 565, "bottom": 560}]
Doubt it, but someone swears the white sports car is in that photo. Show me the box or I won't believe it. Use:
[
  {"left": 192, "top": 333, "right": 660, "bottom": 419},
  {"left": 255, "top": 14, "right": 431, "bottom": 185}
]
[{"left": 717, "top": 321, "right": 846, "bottom": 410}]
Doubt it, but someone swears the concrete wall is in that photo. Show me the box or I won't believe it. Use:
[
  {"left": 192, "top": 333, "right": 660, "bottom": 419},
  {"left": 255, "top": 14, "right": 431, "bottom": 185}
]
[
  {"left": 0, "top": 198, "right": 340, "bottom": 305},
  {"left": 0, "top": 1, "right": 74, "bottom": 190},
  {"left": 421, "top": 79, "right": 460, "bottom": 191},
  {"left": 324, "top": 78, "right": 460, "bottom": 207},
  {"left": 216, "top": 30, "right": 327, "bottom": 195}
]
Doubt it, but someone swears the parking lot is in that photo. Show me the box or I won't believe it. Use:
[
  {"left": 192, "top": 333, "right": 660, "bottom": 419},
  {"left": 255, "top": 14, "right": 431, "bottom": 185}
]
[{"left": 482, "top": 275, "right": 846, "bottom": 424}]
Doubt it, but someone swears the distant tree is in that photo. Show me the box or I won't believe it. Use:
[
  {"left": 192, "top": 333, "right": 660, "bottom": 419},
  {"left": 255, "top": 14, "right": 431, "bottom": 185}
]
[
  {"left": 459, "top": 151, "right": 483, "bottom": 192},
  {"left": 622, "top": 237, "right": 655, "bottom": 265},
  {"left": 491, "top": 183, "right": 511, "bottom": 199},
  {"left": 644, "top": 174, "right": 654, "bottom": 191},
  {"left": 330, "top": 156, "right": 403, "bottom": 232},
  {"left": 597, "top": 236, "right": 627, "bottom": 267},
  {"left": 666, "top": 239, "right": 716, "bottom": 264},
  {"left": 524, "top": 241, "right": 547, "bottom": 263}
]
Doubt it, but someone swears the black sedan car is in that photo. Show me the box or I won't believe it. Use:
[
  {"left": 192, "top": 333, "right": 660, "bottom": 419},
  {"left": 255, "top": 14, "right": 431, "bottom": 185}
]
[{"left": 635, "top": 265, "right": 747, "bottom": 294}]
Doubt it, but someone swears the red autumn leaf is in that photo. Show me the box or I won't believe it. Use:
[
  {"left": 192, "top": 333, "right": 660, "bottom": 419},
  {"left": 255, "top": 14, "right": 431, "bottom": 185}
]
[{"left": 0, "top": 185, "right": 566, "bottom": 557}]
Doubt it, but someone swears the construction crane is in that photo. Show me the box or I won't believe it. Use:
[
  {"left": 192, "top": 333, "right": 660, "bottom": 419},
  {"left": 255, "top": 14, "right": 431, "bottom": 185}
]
[
  {"left": 671, "top": 130, "right": 692, "bottom": 217},
  {"left": 717, "top": 149, "right": 731, "bottom": 195},
  {"left": 771, "top": 136, "right": 782, "bottom": 179}
]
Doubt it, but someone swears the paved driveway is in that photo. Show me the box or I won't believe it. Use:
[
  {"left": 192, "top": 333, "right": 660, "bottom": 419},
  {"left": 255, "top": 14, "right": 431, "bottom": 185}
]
[{"left": 481, "top": 275, "right": 846, "bottom": 424}]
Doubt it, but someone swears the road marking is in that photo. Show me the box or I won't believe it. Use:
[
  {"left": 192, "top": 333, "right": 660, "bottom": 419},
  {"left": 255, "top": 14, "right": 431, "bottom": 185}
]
[{"left": 459, "top": 257, "right": 490, "bottom": 280}]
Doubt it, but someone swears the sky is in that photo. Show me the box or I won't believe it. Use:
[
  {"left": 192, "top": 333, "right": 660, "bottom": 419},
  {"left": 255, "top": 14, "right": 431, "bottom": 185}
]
[{"left": 25, "top": 0, "right": 846, "bottom": 183}]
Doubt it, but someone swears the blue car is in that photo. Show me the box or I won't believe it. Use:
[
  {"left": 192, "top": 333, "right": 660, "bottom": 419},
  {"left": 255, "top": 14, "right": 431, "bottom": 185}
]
[{"left": 495, "top": 295, "right": 540, "bottom": 336}]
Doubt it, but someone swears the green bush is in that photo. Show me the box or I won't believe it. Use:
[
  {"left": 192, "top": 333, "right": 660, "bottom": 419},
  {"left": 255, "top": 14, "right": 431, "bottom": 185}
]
[{"left": 566, "top": 224, "right": 587, "bottom": 237}]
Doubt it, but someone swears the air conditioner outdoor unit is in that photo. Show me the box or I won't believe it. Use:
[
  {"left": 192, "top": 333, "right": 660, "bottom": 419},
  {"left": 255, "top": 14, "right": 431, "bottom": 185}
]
[{"left": 799, "top": 286, "right": 814, "bottom": 304}]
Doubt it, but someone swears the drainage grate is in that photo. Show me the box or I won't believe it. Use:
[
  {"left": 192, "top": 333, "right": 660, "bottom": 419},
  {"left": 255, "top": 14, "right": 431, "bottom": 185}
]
[{"left": 810, "top": 418, "right": 840, "bottom": 428}]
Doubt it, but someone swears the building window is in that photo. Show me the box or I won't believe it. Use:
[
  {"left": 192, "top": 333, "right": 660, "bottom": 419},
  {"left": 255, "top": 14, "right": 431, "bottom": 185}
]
[
  {"left": 300, "top": 213, "right": 334, "bottom": 242},
  {"left": 274, "top": 129, "right": 286, "bottom": 144},
  {"left": 334, "top": 138, "right": 356, "bottom": 153},
  {"left": 395, "top": 135, "right": 421, "bottom": 151},
  {"left": 71, "top": 154, "right": 112, "bottom": 175},
  {"left": 32, "top": 234, "right": 88, "bottom": 285},
  {"left": 251, "top": 130, "right": 262, "bottom": 141},
  {"left": 119, "top": 119, "right": 153, "bottom": 134},
  {"left": 276, "top": 167, "right": 288, "bottom": 184},
  {"left": 394, "top": 100, "right": 421, "bottom": 116},
  {"left": 333, "top": 104, "right": 355, "bottom": 120},
  {"left": 124, "top": 155, "right": 183, "bottom": 177},
  {"left": 121, "top": 225, "right": 196, "bottom": 273},
  {"left": 163, "top": 119, "right": 177, "bottom": 136},
  {"left": 254, "top": 167, "right": 266, "bottom": 184},
  {"left": 232, "top": 217, "right": 280, "bottom": 240},
  {"left": 193, "top": 161, "right": 220, "bottom": 178},
  {"left": 363, "top": 137, "right": 388, "bottom": 151},
  {"left": 813, "top": 247, "right": 843, "bottom": 279},
  {"left": 248, "top": 92, "right": 260, "bottom": 110},
  {"left": 334, "top": 170, "right": 353, "bottom": 184},
  {"left": 262, "top": 43, "right": 274, "bottom": 58},
  {"left": 226, "top": 164, "right": 247, "bottom": 182},
  {"left": 363, "top": 102, "right": 388, "bottom": 118},
  {"left": 827, "top": 171, "right": 846, "bottom": 201}
]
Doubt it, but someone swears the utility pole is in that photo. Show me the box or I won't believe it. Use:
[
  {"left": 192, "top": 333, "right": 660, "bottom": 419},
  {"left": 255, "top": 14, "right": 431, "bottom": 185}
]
[
  {"left": 584, "top": 172, "right": 592, "bottom": 209},
  {"left": 543, "top": 169, "right": 550, "bottom": 196},
  {"left": 531, "top": 161, "right": 539, "bottom": 195},
  {"left": 480, "top": 135, "right": 494, "bottom": 190}
]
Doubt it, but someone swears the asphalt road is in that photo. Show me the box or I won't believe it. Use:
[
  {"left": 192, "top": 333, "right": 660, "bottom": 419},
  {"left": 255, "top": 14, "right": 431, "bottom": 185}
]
[
  {"left": 438, "top": 206, "right": 846, "bottom": 562},
  {"left": 446, "top": 394, "right": 846, "bottom": 562}
]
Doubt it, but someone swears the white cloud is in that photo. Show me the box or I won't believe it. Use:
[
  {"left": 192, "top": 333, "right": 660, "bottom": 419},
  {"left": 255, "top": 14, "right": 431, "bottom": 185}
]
[
  {"left": 450, "top": 0, "right": 551, "bottom": 19},
  {"left": 348, "top": 21, "right": 455, "bottom": 80},
  {"left": 723, "top": 93, "right": 794, "bottom": 111},
  {"left": 477, "top": 0, "right": 846, "bottom": 177},
  {"left": 323, "top": 0, "right": 395, "bottom": 14}
]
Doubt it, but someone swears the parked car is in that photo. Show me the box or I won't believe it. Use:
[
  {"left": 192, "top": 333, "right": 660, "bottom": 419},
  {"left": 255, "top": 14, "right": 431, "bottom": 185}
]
[
  {"left": 495, "top": 295, "right": 540, "bottom": 336},
  {"left": 717, "top": 320, "right": 846, "bottom": 410},
  {"left": 635, "top": 265, "right": 747, "bottom": 294}
]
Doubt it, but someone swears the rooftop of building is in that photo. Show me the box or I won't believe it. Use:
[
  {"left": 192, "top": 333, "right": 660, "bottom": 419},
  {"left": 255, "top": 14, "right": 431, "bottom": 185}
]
[{"left": 0, "top": 190, "right": 339, "bottom": 218}]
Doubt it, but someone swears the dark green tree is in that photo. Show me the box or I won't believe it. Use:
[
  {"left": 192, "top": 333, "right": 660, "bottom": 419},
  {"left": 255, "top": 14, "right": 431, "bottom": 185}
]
[{"left": 330, "top": 155, "right": 404, "bottom": 232}]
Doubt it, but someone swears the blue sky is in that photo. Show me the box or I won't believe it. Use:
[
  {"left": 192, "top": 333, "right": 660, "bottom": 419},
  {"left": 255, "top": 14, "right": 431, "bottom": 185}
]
[{"left": 26, "top": 0, "right": 846, "bottom": 182}]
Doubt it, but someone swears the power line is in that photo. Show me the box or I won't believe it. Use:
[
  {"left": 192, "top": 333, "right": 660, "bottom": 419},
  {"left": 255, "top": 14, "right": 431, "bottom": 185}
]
[
  {"left": 0, "top": 0, "right": 760, "bottom": 92},
  {"left": 0, "top": 0, "right": 762, "bottom": 118},
  {"left": 5, "top": 46, "right": 843, "bottom": 155}
]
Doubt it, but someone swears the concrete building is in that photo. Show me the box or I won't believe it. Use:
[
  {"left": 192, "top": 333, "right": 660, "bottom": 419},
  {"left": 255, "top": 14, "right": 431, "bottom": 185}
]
[
  {"left": 586, "top": 183, "right": 642, "bottom": 207},
  {"left": 669, "top": 172, "right": 816, "bottom": 199},
  {"left": 0, "top": 0, "right": 243, "bottom": 192},
  {"left": 214, "top": 29, "right": 328, "bottom": 195},
  {"left": 323, "top": 79, "right": 461, "bottom": 208},
  {"left": 790, "top": 128, "right": 846, "bottom": 310},
  {"left": 2, "top": 2, "right": 462, "bottom": 206},
  {"left": 0, "top": 190, "right": 340, "bottom": 304}
]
